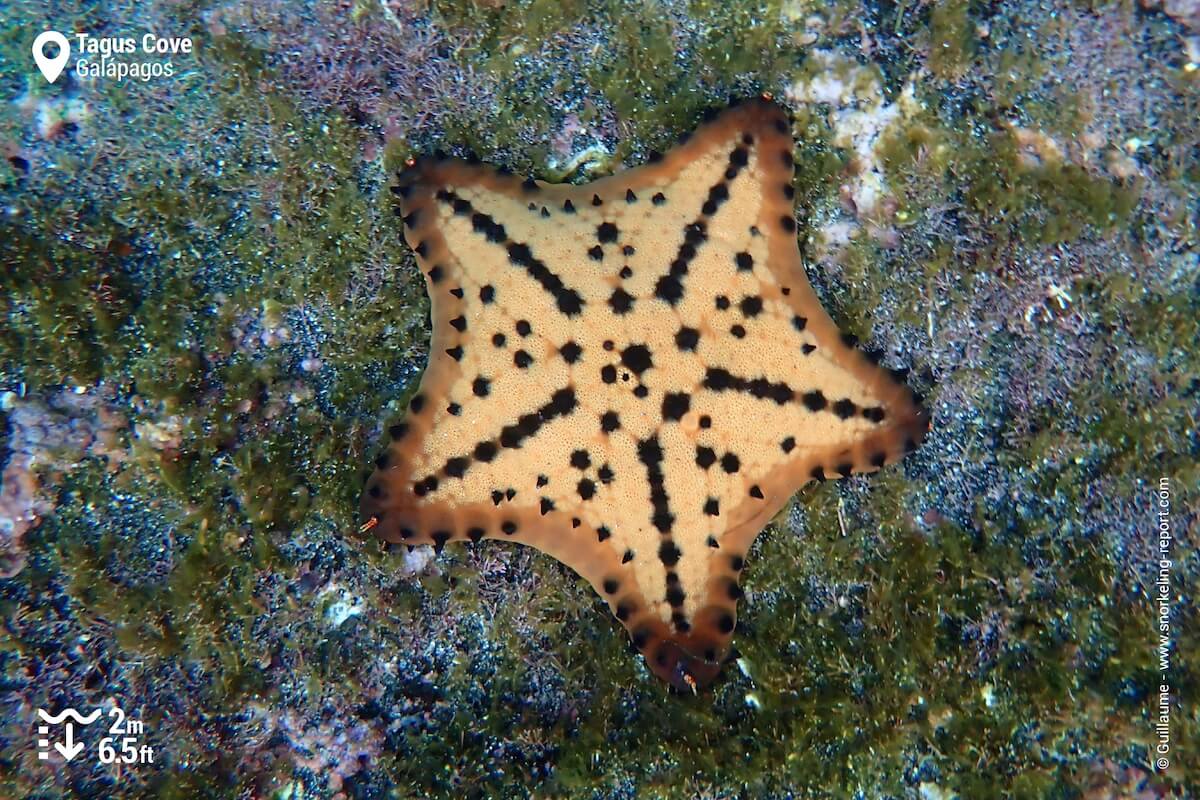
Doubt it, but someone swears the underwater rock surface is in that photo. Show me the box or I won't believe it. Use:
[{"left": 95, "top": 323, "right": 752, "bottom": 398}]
[{"left": 0, "top": 0, "right": 1196, "bottom": 798}]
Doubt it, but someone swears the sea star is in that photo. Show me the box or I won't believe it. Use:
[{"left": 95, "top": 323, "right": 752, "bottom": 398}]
[{"left": 361, "top": 99, "right": 929, "bottom": 689}]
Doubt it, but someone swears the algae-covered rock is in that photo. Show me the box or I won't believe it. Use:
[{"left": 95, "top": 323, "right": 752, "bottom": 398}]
[{"left": 0, "top": 0, "right": 1195, "bottom": 797}]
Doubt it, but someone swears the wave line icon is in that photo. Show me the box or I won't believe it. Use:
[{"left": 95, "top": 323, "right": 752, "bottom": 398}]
[{"left": 37, "top": 708, "right": 102, "bottom": 725}]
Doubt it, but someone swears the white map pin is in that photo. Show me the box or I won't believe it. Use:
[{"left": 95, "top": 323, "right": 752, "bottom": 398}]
[{"left": 32, "top": 31, "right": 70, "bottom": 84}]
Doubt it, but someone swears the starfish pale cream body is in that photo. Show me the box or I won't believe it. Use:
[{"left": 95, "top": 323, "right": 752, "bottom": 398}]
[{"left": 361, "top": 100, "right": 928, "bottom": 688}]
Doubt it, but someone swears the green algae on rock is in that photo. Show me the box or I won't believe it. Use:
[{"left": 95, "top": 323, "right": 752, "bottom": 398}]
[{"left": 0, "top": 0, "right": 1196, "bottom": 797}]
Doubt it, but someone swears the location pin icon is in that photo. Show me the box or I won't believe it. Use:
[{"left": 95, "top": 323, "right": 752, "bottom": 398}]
[{"left": 32, "top": 31, "right": 70, "bottom": 83}]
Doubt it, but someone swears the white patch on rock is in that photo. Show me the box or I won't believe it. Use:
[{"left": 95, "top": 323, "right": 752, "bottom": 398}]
[
  {"left": 399, "top": 544, "right": 437, "bottom": 576},
  {"left": 919, "top": 782, "right": 955, "bottom": 800},
  {"left": 785, "top": 50, "right": 923, "bottom": 261},
  {"left": 320, "top": 583, "right": 365, "bottom": 628}
]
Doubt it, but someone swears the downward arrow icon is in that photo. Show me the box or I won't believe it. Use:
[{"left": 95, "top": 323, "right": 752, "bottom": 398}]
[{"left": 54, "top": 722, "right": 85, "bottom": 761}]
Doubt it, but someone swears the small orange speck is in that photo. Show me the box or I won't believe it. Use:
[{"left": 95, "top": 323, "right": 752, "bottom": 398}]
[{"left": 359, "top": 516, "right": 379, "bottom": 534}]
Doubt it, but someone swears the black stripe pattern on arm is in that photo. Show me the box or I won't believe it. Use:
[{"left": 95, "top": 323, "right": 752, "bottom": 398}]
[
  {"left": 435, "top": 189, "right": 584, "bottom": 316},
  {"left": 653, "top": 143, "right": 751, "bottom": 306},
  {"left": 413, "top": 387, "right": 578, "bottom": 493}
]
